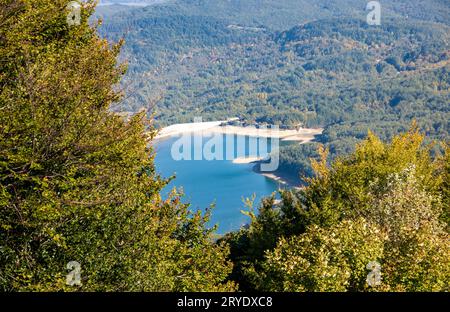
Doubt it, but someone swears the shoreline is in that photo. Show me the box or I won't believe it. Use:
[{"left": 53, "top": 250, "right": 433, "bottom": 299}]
[
  {"left": 154, "top": 120, "right": 323, "bottom": 143},
  {"left": 252, "top": 165, "right": 301, "bottom": 188},
  {"left": 231, "top": 157, "right": 299, "bottom": 187},
  {"left": 154, "top": 120, "right": 227, "bottom": 141},
  {"left": 232, "top": 156, "right": 263, "bottom": 164},
  {"left": 153, "top": 120, "right": 322, "bottom": 188}
]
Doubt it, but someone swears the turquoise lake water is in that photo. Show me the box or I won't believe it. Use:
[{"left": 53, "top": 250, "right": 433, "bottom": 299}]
[{"left": 153, "top": 133, "right": 286, "bottom": 234}]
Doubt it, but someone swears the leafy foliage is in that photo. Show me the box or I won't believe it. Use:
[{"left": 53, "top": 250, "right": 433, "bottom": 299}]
[
  {"left": 223, "top": 129, "right": 449, "bottom": 291},
  {"left": 1, "top": 0, "right": 448, "bottom": 293},
  {"left": 0, "top": 0, "right": 234, "bottom": 291}
]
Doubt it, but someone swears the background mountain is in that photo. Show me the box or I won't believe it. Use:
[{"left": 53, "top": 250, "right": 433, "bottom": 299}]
[
  {"left": 98, "top": 0, "right": 450, "bottom": 29},
  {"left": 98, "top": 0, "right": 167, "bottom": 5},
  {"left": 95, "top": 0, "right": 449, "bottom": 182}
]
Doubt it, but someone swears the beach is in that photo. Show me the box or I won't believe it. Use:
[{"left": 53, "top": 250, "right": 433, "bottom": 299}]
[
  {"left": 153, "top": 120, "right": 323, "bottom": 187},
  {"left": 154, "top": 120, "right": 323, "bottom": 143},
  {"left": 154, "top": 120, "right": 227, "bottom": 140},
  {"left": 232, "top": 156, "right": 262, "bottom": 164}
]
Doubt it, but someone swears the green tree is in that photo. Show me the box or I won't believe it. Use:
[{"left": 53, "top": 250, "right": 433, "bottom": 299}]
[
  {"left": 260, "top": 218, "right": 385, "bottom": 292},
  {"left": 225, "top": 128, "right": 449, "bottom": 291},
  {"left": 367, "top": 167, "right": 449, "bottom": 291},
  {"left": 300, "top": 127, "right": 443, "bottom": 229},
  {"left": 0, "top": 0, "right": 234, "bottom": 291},
  {"left": 258, "top": 167, "right": 449, "bottom": 292}
]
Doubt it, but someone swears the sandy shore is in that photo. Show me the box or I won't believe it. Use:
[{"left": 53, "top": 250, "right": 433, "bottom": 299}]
[
  {"left": 208, "top": 125, "right": 322, "bottom": 143},
  {"left": 232, "top": 156, "right": 263, "bottom": 164},
  {"left": 154, "top": 120, "right": 227, "bottom": 140},
  {"left": 155, "top": 121, "right": 323, "bottom": 143},
  {"left": 154, "top": 120, "right": 322, "bottom": 187},
  {"left": 259, "top": 172, "right": 289, "bottom": 185},
  {"left": 255, "top": 169, "right": 302, "bottom": 188}
]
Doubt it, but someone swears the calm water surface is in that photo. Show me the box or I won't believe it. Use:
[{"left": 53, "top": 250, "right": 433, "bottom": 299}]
[{"left": 153, "top": 134, "right": 285, "bottom": 233}]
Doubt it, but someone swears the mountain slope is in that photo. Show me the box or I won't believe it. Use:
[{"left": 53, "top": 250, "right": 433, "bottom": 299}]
[{"left": 96, "top": 0, "right": 450, "bottom": 183}]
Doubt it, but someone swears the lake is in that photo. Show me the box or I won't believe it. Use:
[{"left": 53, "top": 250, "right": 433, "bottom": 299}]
[{"left": 153, "top": 133, "right": 286, "bottom": 234}]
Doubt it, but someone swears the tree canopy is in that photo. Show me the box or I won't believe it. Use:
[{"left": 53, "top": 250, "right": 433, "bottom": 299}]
[
  {"left": 0, "top": 0, "right": 448, "bottom": 293},
  {"left": 0, "top": 0, "right": 234, "bottom": 291},
  {"left": 222, "top": 128, "right": 449, "bottom": 291}
]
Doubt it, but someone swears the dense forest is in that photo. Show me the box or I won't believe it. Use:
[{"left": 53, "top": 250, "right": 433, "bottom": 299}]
[
  {"left": 0, "top": 0, "right": 448, "bottom": 292},
  {"left": 223, "top": 127, "right": 449, "bottom": 291},
  {"left": 98, "top": 0, "right": 449, "bottom": 182},
  {"left": 0, "top": 0, "right": 234, "bottom": 291}
]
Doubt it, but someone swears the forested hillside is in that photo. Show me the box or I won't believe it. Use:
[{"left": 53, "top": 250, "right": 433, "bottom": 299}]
[
  {"left": 98, "top": 0, "right": 449, "bottom": 182},
  {"left": 1, "top": 0, "right": 448, "bottom": 293},
  {"left": 101, "top": 0, "right": 450, "bottom": 30}
]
